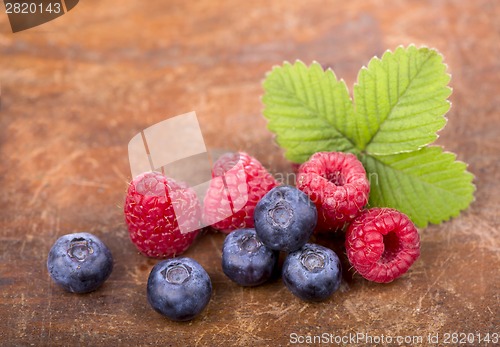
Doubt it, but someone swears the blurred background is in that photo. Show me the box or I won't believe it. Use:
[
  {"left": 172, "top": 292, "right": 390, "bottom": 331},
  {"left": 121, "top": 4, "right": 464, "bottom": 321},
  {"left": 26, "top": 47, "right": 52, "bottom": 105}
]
[{"left": 0, "top": 0, "right": 498, "bottom": 345}]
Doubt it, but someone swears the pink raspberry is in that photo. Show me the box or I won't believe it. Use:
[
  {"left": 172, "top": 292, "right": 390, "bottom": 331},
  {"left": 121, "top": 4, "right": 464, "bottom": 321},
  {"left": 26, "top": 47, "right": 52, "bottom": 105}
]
[
  {"left": 297, "top": 152, "right": 370, "bottom": 232},
  {"left": 124, "top": 171, "right": 201, "bottom": 258},
  {"left": 203, "top": 152, "right": 278, "bottom": 233},
  {"left": 345, "top": 208, "right": 420, "bottom": 283}
]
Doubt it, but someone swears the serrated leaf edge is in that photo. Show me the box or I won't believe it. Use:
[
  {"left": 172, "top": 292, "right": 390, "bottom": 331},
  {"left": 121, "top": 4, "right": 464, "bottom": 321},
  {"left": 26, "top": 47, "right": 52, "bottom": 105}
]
[
  {"left": 363, "top": 146, "right": 475, "bottom": 227},
  {"left": 353, "top": 44, "right": 452, "bottom": 155},
  {"left": 261, "top": 59, "right": 357, "bottom": 162}
]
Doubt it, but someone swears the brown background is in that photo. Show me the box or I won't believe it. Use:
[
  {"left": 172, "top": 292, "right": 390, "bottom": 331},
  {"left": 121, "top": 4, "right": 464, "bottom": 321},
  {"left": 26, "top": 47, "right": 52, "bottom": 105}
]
[{"left": 0, "top": 0, "right": 498, "bottom": 346}]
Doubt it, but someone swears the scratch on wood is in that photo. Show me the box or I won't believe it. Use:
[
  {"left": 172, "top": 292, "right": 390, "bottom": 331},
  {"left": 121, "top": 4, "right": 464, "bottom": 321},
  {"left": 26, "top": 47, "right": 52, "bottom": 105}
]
[
  {"left": 343, "top": 299, "right": 362, "bottom": 322},
  {"left": 112, "top": 164, "right": 130, "bottom": 185},
  {"left": 209, "top": 235, "right": 222, "bottom": 257},
  {"left": 298, "top": 303, "right": 309, "bottom": 314},
  {"left": 68, "top": 179, "right": 110, "bottom": 189},
  {"left": 271, "top": 285, "right": 287, "bottom": 298},
  {"left": 416, "top": 254, "right": 453, "bottom": 312},
  {"left": 29, "top": 150, "right": 84, "bottom": 206},
  {"left": 42, "top": 280, "right": 53, "bottom": 340},
  {"left": 256, "top": 302, "right": 295, "bottom": 322}
]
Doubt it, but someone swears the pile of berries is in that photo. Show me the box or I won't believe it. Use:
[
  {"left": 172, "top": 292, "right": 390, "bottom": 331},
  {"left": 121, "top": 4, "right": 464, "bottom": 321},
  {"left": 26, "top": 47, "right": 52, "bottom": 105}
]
[{"left": 47, "top": 151, "right": 420, "bottom": 322}]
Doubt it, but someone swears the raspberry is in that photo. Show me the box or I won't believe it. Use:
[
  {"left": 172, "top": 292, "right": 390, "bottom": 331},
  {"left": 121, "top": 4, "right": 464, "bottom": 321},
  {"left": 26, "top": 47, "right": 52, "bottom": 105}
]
[
  {"left": 203, "top": 152, "right": 278, "bottom": 233},
  {"left": 297, "top": 152, "right": 369, "bottom": 232},
  {"left": 124, "top": 171, "right": 201, "bottom": 258},
  {"left": 345, "top": 207, "right": 420, "bottom": 283}
]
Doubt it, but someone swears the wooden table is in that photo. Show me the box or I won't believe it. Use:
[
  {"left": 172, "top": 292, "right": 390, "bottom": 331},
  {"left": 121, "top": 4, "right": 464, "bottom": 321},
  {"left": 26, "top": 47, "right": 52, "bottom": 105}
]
[{"left": 1, "top": 0, "right": 498, "bottom": 345}]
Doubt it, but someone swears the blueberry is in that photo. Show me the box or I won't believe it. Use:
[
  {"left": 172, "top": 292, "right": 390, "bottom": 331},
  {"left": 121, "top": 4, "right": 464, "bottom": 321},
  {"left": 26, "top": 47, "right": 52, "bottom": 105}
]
[
  {"left": 47, "top": 232, "right": 113, "bottom": 293},
  {"left": 282, "top": 243, "right": 342, "bottom": 302},
  {"left": 147, "top": 257, "right": 212, "bottom": 321},
  {"left": 222, "top": 228, "right": 278, "bottom": 286},
  {"left": 254, "top": 185, "right": 317, "bottom": 252}
]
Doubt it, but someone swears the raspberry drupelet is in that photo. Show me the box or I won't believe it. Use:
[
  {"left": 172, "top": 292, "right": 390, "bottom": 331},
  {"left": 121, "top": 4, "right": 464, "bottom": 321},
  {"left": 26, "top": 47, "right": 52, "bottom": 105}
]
[
  {"left": 345, "top": 207, "right": 420, "bottom": 283},
  {"left": 124, "top": 171, "right": 201, "bottom": 258},
  {"left": 297, "top": 151, "right": 370, "bottom": 232},
  {"left": 203, "top": 152, "right": 278, "bottom": 233}
]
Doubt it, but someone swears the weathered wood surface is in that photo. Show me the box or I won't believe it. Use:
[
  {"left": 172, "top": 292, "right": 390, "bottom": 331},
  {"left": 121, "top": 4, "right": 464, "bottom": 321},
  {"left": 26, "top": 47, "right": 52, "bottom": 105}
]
[{"left": 0, "top": 0, "right": 498, "bottom": 346}]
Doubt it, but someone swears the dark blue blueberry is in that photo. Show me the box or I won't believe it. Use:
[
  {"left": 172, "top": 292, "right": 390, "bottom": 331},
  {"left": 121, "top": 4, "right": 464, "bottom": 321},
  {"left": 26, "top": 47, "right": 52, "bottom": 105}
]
[
  {"left": 254, "top": 185, "right": 317, "bottom": 252},
  {"left": 147, "top": 257, "right": 212, "bottom": 321},
  {"left": 282, "top": 243, "right": 342, "bottom": 302},
  {"left": 47, "top": 232, "right": 113, "bottom": 293},
  {"left": 222, "top": 228, "right": 278, "bottom": 286}
]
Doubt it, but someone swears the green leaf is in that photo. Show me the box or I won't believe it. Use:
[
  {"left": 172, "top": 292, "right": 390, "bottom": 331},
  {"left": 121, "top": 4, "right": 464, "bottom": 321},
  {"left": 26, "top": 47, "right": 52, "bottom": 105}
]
[
  {"left": 354, "top": 45, "right": 451, "bottom": 154},
  {"left": 361, "top": 147, "right": 475, "bottom": 227},
  {"left": 261, "top": 47, "right": 474, "bottom": 227},
  {"left": 262, "top": 60, "right": 357, "bottom": 163}
]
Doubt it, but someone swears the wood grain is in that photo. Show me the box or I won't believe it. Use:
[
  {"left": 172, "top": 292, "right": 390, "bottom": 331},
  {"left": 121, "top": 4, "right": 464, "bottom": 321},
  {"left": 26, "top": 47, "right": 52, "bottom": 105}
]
[{"left": 0, "top": 0, "right": 498, "bottom": 346}]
